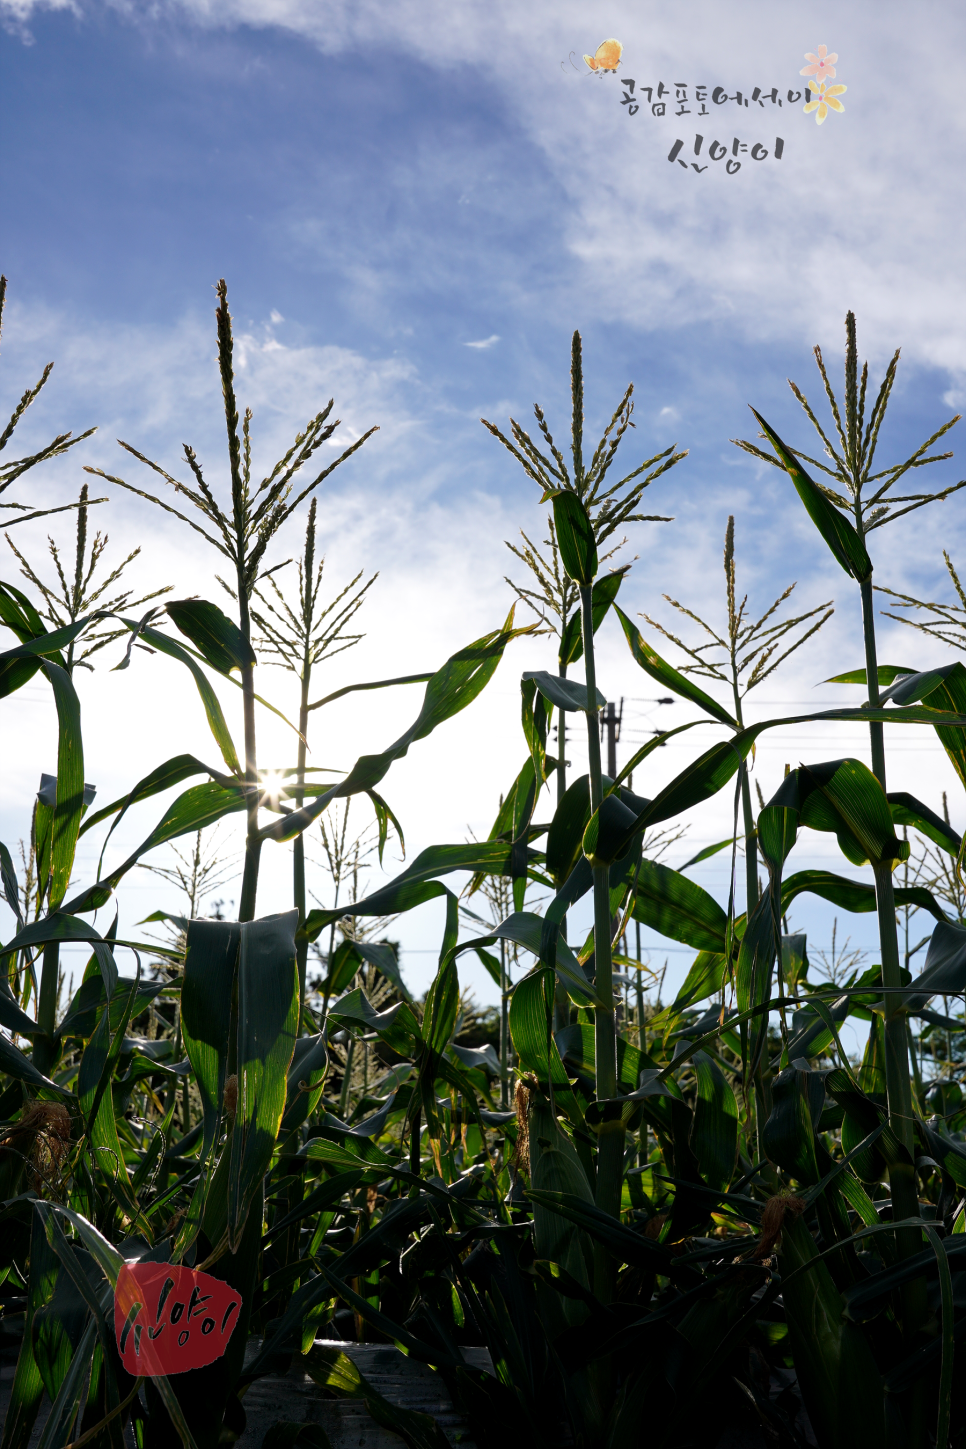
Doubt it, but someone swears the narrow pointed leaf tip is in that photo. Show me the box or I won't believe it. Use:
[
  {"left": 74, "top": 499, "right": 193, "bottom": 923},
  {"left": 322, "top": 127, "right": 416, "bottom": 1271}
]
[{"left": 751, "top": 408, "right": 872, "bottom": 582}]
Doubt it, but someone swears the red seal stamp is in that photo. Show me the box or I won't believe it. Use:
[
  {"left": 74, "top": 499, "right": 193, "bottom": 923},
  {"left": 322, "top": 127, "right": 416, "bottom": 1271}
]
[{"left": 114, "top": 1262, "right": 241, "bottom": 1376}]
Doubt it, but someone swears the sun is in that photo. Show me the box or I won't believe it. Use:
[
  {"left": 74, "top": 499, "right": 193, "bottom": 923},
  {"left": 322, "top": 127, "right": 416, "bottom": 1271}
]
[{"left": 259, "top": 770, "right": 289, "bottom": 805}]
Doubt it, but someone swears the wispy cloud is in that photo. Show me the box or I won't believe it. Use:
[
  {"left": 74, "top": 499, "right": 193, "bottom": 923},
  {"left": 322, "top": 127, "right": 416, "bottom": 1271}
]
[{"left": 464, "top": 335, "right": 500, "bottom": 350}]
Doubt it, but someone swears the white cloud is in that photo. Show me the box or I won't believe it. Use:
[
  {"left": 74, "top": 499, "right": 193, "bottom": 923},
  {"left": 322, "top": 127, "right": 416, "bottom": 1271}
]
[
  {"left": 464, "top": 335, "right": 500, "bottom": 350},
  {"left": 0, "top": 0, "right": 75, "bottom": 40},
  {"left": 5, "top": 1, "right": 962, "bottom": 370}
]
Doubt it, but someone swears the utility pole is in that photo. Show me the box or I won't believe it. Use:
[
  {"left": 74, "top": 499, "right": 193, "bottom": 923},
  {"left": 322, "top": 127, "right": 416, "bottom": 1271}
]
[{"left": 601, "top": 698, "right": 623, "bottom": 779}]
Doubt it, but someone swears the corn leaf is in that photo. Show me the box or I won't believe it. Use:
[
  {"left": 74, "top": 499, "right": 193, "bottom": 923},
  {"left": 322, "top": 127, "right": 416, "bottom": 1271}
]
[
  {"left": 228, "top": 910, "right": 300, "bottom": 1248},
  {"left": 549, "top": 490, "right": 597, "bottom": 585},
  {"left": 751, "top": 409, "right": 872, "bottom": 581},
  {"left": 614, "top": 604, "right": 736, "bottom": 726},
  {"left": 166, "top": 596, "right": 256, "bottom": 675},
  {"left": 261, "top": 612, "right": 531, "bottom": 844}
]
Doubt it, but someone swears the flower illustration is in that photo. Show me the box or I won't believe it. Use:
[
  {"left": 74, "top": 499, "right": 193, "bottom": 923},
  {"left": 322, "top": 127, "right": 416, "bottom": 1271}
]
[
  {"left": 800, "top": 44, "right": 838, "bottom": 82},
  {"left": 804, "top": 79, "right": 846, "bottom": 124}
]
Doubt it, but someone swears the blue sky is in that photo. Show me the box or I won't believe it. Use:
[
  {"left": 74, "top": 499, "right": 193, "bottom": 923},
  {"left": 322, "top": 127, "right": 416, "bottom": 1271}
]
[{"left": 2, "top": 0, "right": 965, "bottom": 1031}]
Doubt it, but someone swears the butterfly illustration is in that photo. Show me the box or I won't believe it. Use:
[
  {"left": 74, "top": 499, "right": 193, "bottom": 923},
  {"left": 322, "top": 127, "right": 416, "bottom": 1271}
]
[{"left": 583, "top": 39, "right": 623, "bottom": 72}]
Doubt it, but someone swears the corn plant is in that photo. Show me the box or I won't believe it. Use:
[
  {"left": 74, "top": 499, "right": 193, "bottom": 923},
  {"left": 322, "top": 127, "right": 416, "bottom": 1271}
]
[
  {"left": 4, "top": 301, "right": 966, "bottom": 1449},
  {"left": 251, "top": 497, "right": 377, "bottom": 1014},
  {"left": 634, "top": 513, "right": 833, "bottom": 912}
]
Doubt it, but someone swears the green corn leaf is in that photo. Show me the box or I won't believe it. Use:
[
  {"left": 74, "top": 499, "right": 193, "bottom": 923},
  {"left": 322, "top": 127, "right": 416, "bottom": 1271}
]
[
  {"left": 782, "top": 974, "right": 879, "bottom": 1063},
  {"left": 911, "top": 662, "right": 966, "bottom": 794},
  {"left": 262, "top": 1169, "right": 364, "bottom": 1244},
  {"left": 751, "top": 409, "right": 873, "bottom": 581},
  {"left": 888, "top": 791, "right": 961, "bottom": 856},
  {"left": 300, "top": 841, "right": 522, "bottom": 941},
  {"left": 477, "top": 910, "right": 596, "bottom": 1003},
  {"left": 3, "top": 912, "right": 104, "bottom": 953},
  {"left": 76, "top": 969, "right": 145, "bottom": 1227},
  {"left": 778, "top": 1212, "right": 885, "bottom": 1448},
  {"left": 546, "top": 774, "right": 595, "bottom": 886},
  {"left": 613, "top": 719, "right": 709, "bottom": 790},
  {"left": 1, "top": 838, "right": 23, "bottom": 927},
  {"left": 906, "top": 919, "right": 966, "bottom": 1011},
  {"left": 280, "top": 1033, "right": 330, "bottom": 1132},
  {"left": 842, "top": 1231, "right": 966, "bottom": 1324},
  {"left": 525, "top": 1190, "right": 671, "bottom": 1272},
  {"left": 549, "top": 489, "right": 597, "bottom": 584},
  {"left": 771, "top": 759, "right": 908, "bottom": 868},
  {"left": 326, "top": 989, "right": 421, "bottom": 1055},
  {"left": 802, "top": 758, "right": 907, "bottom": 867},
  {"left": 508, "top": 967, "right": 572, "bottom": 1087},
  {"left": 881, "top": 665, "right": 961, "bottom": 706},
  {"left": 262, "top": 611, "right": 531, "bottom": 844},
  {"left": 32, "top": 1204, "right": 202, "bottom": 1449},
  {"left": 735, "top": 889, "right": 779, "bottom": 1071},
  {"left": 560, "top": 567, "right": 627, "bottom": 665},
  {"left": 0, "top": 577, "right": 48, "bottom": 644},
  {"left": 522, "top": 669, "right": 605, "bottom": 714},
  {"left": 630, "top": 857, "right": 729, "bottom": 953},
  {"left": 422, "top": 953, "right": 459, "bottom": 1057},
  {"left": 762, "top": 1064, "right": 825, "bottom": 1183},
  {"left": 165, "top": 596, "right": 256, "bottom": 674},
  {"left": 299, "top": 1133, "right": 398, "bottom": 1173},
  {"left": 0, "top": 579, "right": 61, "bottom": 697},
  {"left": 350, "top": 939, "right": 411, "bottom": 1002},
  {"left": 779, "top": 867, "right": 946, "bottom": 924},
  {"left": 318, "top": 937, "right": 364, "bottom": 997},
  {"left": 757, "top": 802, "right": 798, "bottom": 874},
  {"left": 917, "top": 1117, "right": 966, "bottom": 1190},
  {"left": 825, "top": 665, "right": 914, "bottom": 685},
  {"left": 39, "top": 662, "right": 84, "bottom": 910},
  {"left": 181, "top": 917, "right": 240, "bottom": 1171},
  {"left": 649, "top": 951, "right": 728, "bottom": 1033},
  {"left": 436, "top": 911, "right": 600, "bottom": 1008},
  {"left": 367, "top": 786, "right": 405, "bottom": 865},
  {"left": 614, "top": 605, "right": 736, "bottom": 726},
  {"left": 0, "top": 987, "right": 41, "bottom": 1039},
  {"left": 0, "top": 618, "right": 88, "bottom": 704},
  {"left": 34, "top": 1211, "right": 122, "bottom": 1429},
  {"left": 67, "top": 780, "right": 248, "bottom": 915},
  {"left": 0, "top": 1027, "right": 68, "bottom": 1095},
  {"left": 581, "top": 790, "right": 641, "bottom": 867},
  {"left": 228, "top": 910, "right": 300, "bottom": 1248},
  {"left": 680, "top": 834, "right": 744, "bottom": 869},
  {"left": 689, "top": 1050, "right": 738, "bottom": 1192},
  {"left": 580, "top": 731, "right": 753, "bottom": 869},
  {"left": 0, "top": 1212, "right": 54, "bottom": 1449},
  {"left": 34, "top": 1317, "right": 100, "bottom": 1449},
  {"left": 119, "top": 620, "right": 242, "bottom": 775},
  {"left": 653, "top": 862, "right": 946, "bottom": 1028},
  {"left": 825, "top": 1068, "right": 911, "bottom": 1178},
  {"left": 79, "top": 752, "right": 233, "bottom": 838}
]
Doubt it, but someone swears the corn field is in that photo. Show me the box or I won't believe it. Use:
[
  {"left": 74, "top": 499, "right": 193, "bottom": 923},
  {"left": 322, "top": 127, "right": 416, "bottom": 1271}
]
[{"left": 2, "top": 274, "right": 966, "bottom": 1449}]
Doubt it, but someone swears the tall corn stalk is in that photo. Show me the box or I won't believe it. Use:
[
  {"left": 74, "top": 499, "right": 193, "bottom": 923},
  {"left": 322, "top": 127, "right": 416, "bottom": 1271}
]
[
  {"left": 85, "top": 280, "right": 377, "bottom": 921},
  {"left": 485, "top": 332, "right": 686, "bottom": 1264},
  {"left": 251, "top": 498, "right": 376, "bottom": 1014},
  {"left": 740, "top": 311, "right": 963, "bottom": 1350}
]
